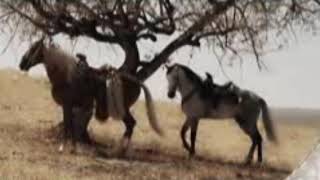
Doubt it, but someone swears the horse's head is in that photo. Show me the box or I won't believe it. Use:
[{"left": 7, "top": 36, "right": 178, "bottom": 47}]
[
  {"left": 165, "top": 64, "right": 179, "bottom": 99},
  {"left": 19, "top": 38, "right": 45, "bottom": 71}
]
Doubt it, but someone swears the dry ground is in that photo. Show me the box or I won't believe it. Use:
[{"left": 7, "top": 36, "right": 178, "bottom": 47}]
[{"left": 0, "top": 69, "right": 319, "bottom": 180}]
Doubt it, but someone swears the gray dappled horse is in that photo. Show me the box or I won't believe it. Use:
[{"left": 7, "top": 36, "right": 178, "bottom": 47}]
[
  {"left": 165, "top": 63, "right": 277, "bottom": 164},
  {"left": 19, "top": 38, "right": 162, "bottom": 154}
]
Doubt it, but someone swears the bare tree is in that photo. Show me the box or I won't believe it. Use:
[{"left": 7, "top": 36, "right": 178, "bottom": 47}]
[
  {"left": 1, "top": 0, "right": 319, "bottom": 142},
  {"left": 1, "top": 0, "right": 320, "bottom": 78}
]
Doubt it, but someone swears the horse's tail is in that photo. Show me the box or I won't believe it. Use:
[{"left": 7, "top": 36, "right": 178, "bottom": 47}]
[
  {"left": 259, "top": 98, "right": 277, "bottom": 143},
  {"left": 120, "top": 73, "right": 164, "bottom": 136}
]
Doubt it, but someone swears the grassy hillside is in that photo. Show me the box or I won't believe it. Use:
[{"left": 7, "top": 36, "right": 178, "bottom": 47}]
[{"left": 0, "top": 69, "right": 319, "bottom": 180}]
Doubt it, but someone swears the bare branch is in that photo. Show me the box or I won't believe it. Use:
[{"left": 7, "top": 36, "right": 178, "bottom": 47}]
[
  {"left": 137, "top": 0, "right": 237, "bottom": 81},
  {"left": 1, "top": 0, "right": 320, "bottom": 80},
  {"left": 314, "top": 0, "right": 320, "bottom": 5},
  {"left": 4, "top": 1, "right": 53, "bottom": 35}
]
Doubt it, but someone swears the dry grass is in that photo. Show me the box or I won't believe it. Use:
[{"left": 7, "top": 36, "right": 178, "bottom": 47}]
[{"left": 0, "top": 69, "right": 319, "bottom": 180}]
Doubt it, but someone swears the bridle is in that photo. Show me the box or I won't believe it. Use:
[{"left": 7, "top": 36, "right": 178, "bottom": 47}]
[
  {"left": 173, "top": 68, "right": 198, "bottom": 106},
  {"left": 28, "top": 41, "right": 44, "bottom": 64}
]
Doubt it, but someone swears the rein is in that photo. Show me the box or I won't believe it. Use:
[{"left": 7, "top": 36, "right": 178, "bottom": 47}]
[{"left": 174, "top": 70, "right": 198, "bottom": 106}]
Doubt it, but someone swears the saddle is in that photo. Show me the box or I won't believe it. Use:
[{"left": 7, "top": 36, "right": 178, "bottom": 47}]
[
  {"left": 75, "top": 53, "right": 90, "bottom": 76},
  {"left": 74, "top": 54, "right": 126, "bottom": 119},
  {"left": 202, "top": 72, "right": 239, "bottom": 108},
  {"left": 69, "top": 53, "right": 97, "bottom": 104}
]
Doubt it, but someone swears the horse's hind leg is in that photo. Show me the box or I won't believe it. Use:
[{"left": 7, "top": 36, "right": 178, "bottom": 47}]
[
  {"left": 120, "top": 111, "right": 136, "bottom": 155},
  {"left": 255, "top": 130, "right": 263, "bottom": 163},
  {"left": 246, "top": 128, "right": 263, "bottom": 164},
  {"left": 190, "top": 118, "right": 199, "bottom": 157},
  {"left": 246, "top": 129, "right": 258, "bottom": 164},
  {"left": 235, "top": 116, "right": 260, "bottom": 165}
]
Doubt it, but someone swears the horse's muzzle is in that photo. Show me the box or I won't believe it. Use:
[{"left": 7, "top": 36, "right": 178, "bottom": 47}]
[
  {"left": 19, "top": 57, "right": 30, "bottom": 71},
  {"left": 167, "top": 91, "right": 176, "bottom": 99}
]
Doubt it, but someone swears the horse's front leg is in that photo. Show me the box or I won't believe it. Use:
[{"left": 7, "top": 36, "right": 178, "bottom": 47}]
[
  {"left": 180, "top": 118, "right": 192, "bottom": 154},
  {"left": 59, "top": 105, "right": 73, "bottom": 153},
  {"left": 189, "top": 118, "right": 199, "bottom": 157},
  {"left": 72, "top": 106, "right": 93, "bottom": 143}
]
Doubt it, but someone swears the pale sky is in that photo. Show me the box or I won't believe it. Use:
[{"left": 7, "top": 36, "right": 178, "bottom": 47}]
[{"left": 0, "top": 33, "right": 319, "bottom": 109}]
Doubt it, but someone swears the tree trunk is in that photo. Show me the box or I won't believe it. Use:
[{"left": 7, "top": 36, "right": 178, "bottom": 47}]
[
  {"left": 117, "top": 38, "right": 142, "bottom": 108},
  {"left": 119, "top": 37, "right": 140, "bottom": 74}
]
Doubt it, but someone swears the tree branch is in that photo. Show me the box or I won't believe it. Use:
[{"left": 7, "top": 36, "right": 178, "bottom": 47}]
[
  {"left": 5, "top": 2, "right": 54, "bottom": 35},
  {"left": 137, "top": 0, "right": 236, "bottom": 81},
  {"left": 314, "top": 0, "right": 320, "bottom": 5},
  {"left": 234, "top": 4, "right": 263, "bottom": 69},
  {"left": 27, "top": 0, "right": 121, "bottom": 43}
]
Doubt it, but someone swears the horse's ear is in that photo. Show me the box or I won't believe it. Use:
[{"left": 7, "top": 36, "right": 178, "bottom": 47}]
[
  {"left": 165, "top": 63, "right": 176, "bottom": 74},
  {"left": 205, "top": 72, "right": 214, "bottom": 81},
  {"left": 164, "top": 60, "right": 174, "bottom": 69},
  {"left": 163, "top": 63, "right": 173, "bottom": 72},
  {"left": 35, "top": 36, "right": 45, "bottom": 47}
]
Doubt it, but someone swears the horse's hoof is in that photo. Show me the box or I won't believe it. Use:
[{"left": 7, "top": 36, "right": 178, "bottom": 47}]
[
  {"left": 115, "top": 144, "right": 128, "bottom": 158},
  {"left": 256, "top": 160, "right": 263, "bottom": 167},
  {"left": 70, "top": 146, "right": 78, "bottom": 155},
  {"left": 70, "top": 149, "right": 76, "bottom": 154},
  {"left": 256, "top": 162, "right": 263, "bottom": 168},
  {"left": 121, "top": 138, "right": 130, "bottom": 149},
  {"left": 244, "top": 159, "right": 252, "bottom": 166},
  {"left": 116, "top": 148, "right": 127, "bottom": 159},
  {"left": 58, "top": 144, "right": 64, "bottom": 153},
  {"left": 188, "top": 152, "right": 196, "bottom": 160},
  {"left": 116, "top": 138, "right": 130, "bottom": 158}
]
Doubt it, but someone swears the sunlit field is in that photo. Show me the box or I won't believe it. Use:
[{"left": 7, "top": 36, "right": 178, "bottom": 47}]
[{"left": 0, "top": 69, "right": 319, "bottom": 180}]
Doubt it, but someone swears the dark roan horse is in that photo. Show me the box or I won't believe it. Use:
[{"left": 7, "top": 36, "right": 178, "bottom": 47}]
[
  {"left": 19, "top": 38, "right": 162, "bottom": 153},
  {"left": 165, "top": 63, "right": 277, "bottom": 164}
]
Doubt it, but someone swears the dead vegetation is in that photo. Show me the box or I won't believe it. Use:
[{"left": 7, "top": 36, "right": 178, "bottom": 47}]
[{"left": 0, "top": 69, "right": 319, "bottom": 180}]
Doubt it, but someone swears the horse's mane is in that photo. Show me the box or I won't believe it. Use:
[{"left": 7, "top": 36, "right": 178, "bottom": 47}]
[
  {"left": 47, "top": 44, "right": 78, "bottom": 62},
  {"left": 42, "top": 43, "right": 79, "bottom": 83},
  {"left": 174, "top": 64, "right": 204, "bottom": 87}
]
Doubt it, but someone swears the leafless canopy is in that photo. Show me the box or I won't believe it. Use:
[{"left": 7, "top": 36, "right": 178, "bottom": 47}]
[{"left": 1, "top": 0, "right": 320, "bottom": 80}]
